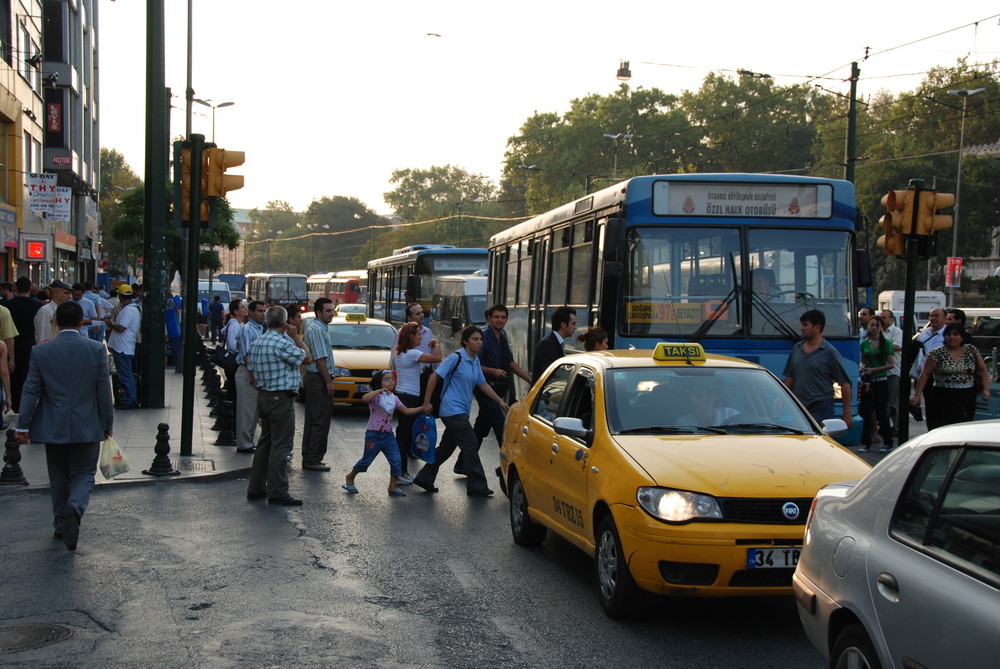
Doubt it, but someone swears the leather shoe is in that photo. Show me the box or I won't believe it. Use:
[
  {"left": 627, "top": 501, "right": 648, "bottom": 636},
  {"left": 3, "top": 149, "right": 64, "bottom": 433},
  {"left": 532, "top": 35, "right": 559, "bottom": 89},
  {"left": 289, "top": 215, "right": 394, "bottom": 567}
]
[
  {"left": 467, "top": 488, "right": 495, "bottom": 498},
  {"left": 62, "top": 513, "right": 79, "bottom": 551},
  {"left": 412, "top": 479, "right": 439, "bottom": 494},
  {"left": 246, "top": 492, "right": 266, "bottom": 500},
  {"left": 236, "top": 447, "right": 256, "bottom": 454},
  {"left": 302, "top": 464, "right": 331, "bottom": 472},
  {"left": 267, "top": 495, "right": 303, "bottom": 506}
]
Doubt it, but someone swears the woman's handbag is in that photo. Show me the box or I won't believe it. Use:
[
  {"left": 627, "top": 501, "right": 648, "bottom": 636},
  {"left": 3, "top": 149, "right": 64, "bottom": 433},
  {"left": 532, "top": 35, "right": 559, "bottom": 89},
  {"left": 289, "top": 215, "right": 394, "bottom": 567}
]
[
  {"left": 99, "top": 436, "right": 130, "bottom": 479},
  {"left": 411, "top": 413, "right": 437, "bottom": 464}
]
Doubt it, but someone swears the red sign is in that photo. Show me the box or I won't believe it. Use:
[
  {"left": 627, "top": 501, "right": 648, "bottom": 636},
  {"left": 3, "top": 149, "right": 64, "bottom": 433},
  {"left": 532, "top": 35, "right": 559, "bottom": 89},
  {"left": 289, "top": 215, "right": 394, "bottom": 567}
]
[
  {"left": 50, "top": 155, "right": 71, "bottom": 167},
  {"left": 945, "top": 257, "right": 963, "bottom": 288},
  {"left": 26, "top": 240, "right": 47, "bottom": 260},
  {"left": 47, "top": 103, "right": 62, "bottom": 131}
]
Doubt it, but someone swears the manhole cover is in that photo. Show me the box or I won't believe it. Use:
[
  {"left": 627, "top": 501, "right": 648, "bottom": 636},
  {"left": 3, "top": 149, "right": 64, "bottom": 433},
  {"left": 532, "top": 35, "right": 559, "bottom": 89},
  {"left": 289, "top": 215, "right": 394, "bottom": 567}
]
[
  {"left": 0, "top": 624, "right": 74, "bottom": 653},
  {"left": 178, "top": 460, "right": 215, "bottom": 472}
]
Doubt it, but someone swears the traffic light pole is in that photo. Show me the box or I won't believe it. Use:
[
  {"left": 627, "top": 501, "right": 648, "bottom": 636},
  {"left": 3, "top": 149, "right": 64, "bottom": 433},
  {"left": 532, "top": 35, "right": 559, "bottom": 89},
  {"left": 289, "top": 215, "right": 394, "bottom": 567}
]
[
  {"left": 896, "top": 179, "right": 925, "bottom": 444},
  {"left": 179, "top": 133, "right": 205, "bottom": 457}
]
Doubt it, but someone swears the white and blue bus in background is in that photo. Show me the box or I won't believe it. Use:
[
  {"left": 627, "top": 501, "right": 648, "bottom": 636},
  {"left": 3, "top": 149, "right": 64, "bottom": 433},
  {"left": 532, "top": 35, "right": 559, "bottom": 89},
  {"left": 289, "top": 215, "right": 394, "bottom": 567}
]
[
  {"left": 367, "top": 245, "right": 488, "bottom": 328},
  {"left": 488, "top": 174, "right": 872, "bottom": 443}
]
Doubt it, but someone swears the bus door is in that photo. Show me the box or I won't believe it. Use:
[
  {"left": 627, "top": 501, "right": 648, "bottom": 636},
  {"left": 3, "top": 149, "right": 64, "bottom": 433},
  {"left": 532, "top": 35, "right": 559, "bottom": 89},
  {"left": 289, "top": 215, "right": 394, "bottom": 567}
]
[{"left": 527, "top": 236, "right": 549, "bottom": 366}]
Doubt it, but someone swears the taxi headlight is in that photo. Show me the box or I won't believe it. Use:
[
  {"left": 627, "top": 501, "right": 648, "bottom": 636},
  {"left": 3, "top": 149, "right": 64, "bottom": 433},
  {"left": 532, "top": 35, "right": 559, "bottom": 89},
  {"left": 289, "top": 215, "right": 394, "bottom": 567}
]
[
  {"left": 330, "top": 365, "right": 352, "bottom": 378},
  {"left": 636, "top": 487, "right": 723, "bottom": 523}
]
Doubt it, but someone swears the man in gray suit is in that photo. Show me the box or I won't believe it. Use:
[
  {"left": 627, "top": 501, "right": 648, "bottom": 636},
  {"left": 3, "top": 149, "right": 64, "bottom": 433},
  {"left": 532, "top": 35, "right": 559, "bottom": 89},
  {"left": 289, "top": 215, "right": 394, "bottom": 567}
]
[{"left": 16, "top": 300, "right": 114, "bottom": 551}]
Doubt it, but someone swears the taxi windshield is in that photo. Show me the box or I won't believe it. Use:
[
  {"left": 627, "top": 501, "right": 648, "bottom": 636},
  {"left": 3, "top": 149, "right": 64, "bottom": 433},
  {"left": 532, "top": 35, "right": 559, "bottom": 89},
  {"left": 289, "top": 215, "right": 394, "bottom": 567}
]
[
  {"left": 605, "top": 366, "right": 815, "bottom": 435},
  {"left": 327, "top": 322, "right": 395, "bottom": 349}
]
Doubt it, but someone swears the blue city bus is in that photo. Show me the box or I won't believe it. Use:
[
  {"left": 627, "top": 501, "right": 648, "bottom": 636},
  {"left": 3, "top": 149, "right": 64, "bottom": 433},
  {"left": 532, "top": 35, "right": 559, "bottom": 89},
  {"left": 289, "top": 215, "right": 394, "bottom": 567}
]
[
  {"left": 488, "top": 174, "right": 871, "bottom": 442},
  {"left": 367, "top": 245, "right": 488, "bottom": 328}
]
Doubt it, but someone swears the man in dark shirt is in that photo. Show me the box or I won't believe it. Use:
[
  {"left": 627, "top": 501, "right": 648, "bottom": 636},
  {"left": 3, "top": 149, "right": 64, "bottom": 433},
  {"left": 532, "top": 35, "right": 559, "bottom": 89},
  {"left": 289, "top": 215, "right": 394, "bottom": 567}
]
[
  {"left": 531, "top": 306, "right": 577, "bottom": 384},
  {"left": 6, "top": 276, "right": 41, "bottom": 413},
  {"left": 208, "top": 295, "right": 225, "bottom": 343},
  {"left": 475, "top": 304, "right": 531, "bottom": 447}
]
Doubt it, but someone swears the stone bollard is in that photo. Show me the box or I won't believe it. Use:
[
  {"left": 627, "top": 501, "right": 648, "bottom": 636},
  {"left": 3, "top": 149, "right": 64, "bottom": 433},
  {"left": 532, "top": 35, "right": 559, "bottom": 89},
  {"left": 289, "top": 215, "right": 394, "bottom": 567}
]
[
  {"left": 0, "top": 428, "right": 28, "bottom": 485},
  {"left": 142, "top": 423, "right": 181, "bottom": 477},
  {"left": 214, "top": 401, "right": 237, "bottom": 446}
]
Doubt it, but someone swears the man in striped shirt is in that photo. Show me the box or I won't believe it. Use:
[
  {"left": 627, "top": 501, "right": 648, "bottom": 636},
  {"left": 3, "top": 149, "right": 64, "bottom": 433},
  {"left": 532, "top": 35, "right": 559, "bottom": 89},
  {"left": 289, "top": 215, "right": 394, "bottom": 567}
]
[
  {"left": 246, "top": 306, "right": 312, "bottom": 506},
  {"left": 300, "top": 298, "right": 335, "bottom": 471},
  {"left": 235, "top": 300, "right": 266, "bottom": 454}
]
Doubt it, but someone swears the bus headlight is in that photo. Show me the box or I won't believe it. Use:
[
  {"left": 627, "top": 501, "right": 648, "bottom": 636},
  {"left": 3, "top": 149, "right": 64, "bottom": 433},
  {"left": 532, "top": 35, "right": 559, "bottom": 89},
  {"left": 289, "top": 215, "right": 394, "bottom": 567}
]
[{"left": 637, "top": 487, "right": 723, "bottom": 523}]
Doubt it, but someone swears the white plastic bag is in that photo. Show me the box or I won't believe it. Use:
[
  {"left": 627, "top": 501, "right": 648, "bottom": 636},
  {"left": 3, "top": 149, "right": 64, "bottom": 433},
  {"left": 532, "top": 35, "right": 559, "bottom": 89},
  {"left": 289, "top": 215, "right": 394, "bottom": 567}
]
[{"left": 99, "top": 436, "right": 130, "bottom": 479}]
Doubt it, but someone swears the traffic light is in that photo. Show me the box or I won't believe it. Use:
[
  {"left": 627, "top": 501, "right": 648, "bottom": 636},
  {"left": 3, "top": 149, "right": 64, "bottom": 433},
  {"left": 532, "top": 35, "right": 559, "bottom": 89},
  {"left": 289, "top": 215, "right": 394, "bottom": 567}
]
[
  {"left": 877, "top": 212, "right": 904, "bottom": 256},
  {"left": 205, "top": 148, "right": 245, "bottom": 198},
  {"left": 915, "top": 190, "right": 955, "bottom": 235},
  {"left": 180, "top": 146, "right": 209, "bottom": 223},
  {"left": 877, "top": 189, "right": 907, "bottom": 256}
]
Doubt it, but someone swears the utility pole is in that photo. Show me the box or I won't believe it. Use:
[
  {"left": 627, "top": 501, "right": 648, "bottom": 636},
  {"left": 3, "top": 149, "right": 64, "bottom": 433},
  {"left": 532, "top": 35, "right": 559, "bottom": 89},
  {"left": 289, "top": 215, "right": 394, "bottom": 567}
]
[
  {"left": 844, "top": 62, "right": 859, "bottom": 184},
  {"left": 141, "top": 0, "right": 167, "bottom": 408},
  {"left": 179, "top": 134, "right": 206, "bottom": 456}
]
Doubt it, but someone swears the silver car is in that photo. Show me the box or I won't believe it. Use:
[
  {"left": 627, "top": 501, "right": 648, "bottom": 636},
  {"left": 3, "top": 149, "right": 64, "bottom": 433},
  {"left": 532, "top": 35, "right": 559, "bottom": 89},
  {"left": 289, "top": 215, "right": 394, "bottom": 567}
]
[{"left": 793, "top": 420, "right": 1000, "bottom": 669}]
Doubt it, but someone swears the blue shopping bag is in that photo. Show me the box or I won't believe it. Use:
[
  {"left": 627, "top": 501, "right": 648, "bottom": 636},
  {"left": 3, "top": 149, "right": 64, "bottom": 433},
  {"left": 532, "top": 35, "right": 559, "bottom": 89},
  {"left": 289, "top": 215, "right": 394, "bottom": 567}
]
[{"left": 411, "top": 413, "right": 437, "bottom": 464}]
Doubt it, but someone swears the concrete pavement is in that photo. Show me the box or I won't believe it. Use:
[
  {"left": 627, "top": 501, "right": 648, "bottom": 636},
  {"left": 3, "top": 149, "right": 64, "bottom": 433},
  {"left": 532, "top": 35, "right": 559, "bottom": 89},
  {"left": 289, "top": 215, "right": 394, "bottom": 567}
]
[{"left": 0, "top": 361, "right": 254, "bottom": 493}]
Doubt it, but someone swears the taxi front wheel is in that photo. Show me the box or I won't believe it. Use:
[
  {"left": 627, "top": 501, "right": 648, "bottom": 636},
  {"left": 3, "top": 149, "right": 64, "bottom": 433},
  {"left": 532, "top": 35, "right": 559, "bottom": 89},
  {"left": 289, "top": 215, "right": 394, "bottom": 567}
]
[
  {"left": 509, "top": 471, "right": 547, "bottom": 546},
  {"left": 595, "top": 515, "right": 640, "bottom": 618}
]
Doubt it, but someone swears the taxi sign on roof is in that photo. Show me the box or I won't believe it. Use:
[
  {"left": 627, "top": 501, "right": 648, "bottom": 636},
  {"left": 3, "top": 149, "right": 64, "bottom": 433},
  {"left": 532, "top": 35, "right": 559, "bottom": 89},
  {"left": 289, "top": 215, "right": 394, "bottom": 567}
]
[
  {"left": 344, "top": 312, "right": 366, "bottom": 322},
  {"left": 652, "top": 342, "right": 706, "bottom": 363}
]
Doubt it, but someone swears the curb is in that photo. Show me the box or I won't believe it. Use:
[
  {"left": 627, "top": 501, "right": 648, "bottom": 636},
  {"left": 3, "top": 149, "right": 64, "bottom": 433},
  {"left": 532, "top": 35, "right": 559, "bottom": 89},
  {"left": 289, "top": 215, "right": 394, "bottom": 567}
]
[{"left": 0, "top": 465, "right": 252, "bottom": 496}]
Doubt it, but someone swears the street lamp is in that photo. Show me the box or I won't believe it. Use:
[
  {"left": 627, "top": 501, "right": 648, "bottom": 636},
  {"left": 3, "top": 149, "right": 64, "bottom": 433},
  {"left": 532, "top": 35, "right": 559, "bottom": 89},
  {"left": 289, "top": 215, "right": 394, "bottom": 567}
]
[
  {"left": 616, "top": 60, "right": 631, "bottom": 81},
  {"left": 193, "top": 98, "right": 235, "bottom": 143},
  {"left": 603, "top": 132, "right": 632, "bottom": 180},
  {"left": 455, "top": 196, "right": 483, "bottom": 247},
  {"left": 946, "top": 86, "right": 985, "bottom": 306},
  {"left": 517, "top": 164, "right": 541, "bottom": 216}
]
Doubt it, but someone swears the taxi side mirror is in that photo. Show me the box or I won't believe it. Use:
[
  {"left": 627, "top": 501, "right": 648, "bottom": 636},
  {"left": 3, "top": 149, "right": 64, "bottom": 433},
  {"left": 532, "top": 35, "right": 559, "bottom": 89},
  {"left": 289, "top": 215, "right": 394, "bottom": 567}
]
[
  {"left": 553, "top": 416, "right": 593, "bottom": 446},
  {"left": 821, "top": 418, "right": 848, "bottom": 437}
]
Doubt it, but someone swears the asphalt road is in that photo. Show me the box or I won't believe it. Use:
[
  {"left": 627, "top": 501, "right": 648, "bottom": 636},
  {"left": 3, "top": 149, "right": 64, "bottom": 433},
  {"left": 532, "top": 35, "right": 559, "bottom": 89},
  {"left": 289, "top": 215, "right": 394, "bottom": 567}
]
[{"left": 1, "top": 404, "right": 824, "bottom": 668}]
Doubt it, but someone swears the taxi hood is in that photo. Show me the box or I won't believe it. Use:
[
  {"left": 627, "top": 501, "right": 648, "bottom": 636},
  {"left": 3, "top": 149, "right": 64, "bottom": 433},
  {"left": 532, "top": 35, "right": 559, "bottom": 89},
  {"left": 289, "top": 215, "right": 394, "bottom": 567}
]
[{"left": 612, "top": 434, "right": 870, "bottom": 497}]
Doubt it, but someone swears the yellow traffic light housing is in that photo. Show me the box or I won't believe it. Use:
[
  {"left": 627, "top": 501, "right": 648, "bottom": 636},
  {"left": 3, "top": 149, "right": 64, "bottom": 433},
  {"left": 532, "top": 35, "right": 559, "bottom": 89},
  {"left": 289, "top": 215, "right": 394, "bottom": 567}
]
[
  {"left": 206, "top": 148, "right": 245, "bottom": 198},
  {"left": 916, "top": 190, "right": 955, "bottom": 235},
  {"left": 877, "top": 213, "right": 904, "bottom": 256},
  {"left": 180, "top": 147, "right": 209, "bottom": 222}
]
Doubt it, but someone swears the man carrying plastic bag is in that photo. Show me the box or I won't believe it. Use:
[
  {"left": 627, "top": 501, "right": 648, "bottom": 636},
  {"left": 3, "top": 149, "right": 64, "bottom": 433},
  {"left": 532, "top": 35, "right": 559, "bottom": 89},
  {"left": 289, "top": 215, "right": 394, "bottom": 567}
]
[{"left": 16, "top": 300, "right": 114, "bottom": 552}]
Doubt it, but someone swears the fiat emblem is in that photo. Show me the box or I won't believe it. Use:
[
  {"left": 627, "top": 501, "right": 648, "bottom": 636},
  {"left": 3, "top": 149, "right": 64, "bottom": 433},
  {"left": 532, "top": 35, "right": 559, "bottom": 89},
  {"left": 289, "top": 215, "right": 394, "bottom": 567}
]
[{"left": 782, "top": 502, "right": 801, "bottom": 520}]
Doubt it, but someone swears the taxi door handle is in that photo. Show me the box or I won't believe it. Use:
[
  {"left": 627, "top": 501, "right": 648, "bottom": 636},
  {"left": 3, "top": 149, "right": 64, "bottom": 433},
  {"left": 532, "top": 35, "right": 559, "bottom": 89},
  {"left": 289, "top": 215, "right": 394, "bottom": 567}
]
[
  {"left": 551, "top": 443, "right": 559, "bottom": 453},
  {"left": 522, "top": 426, "right": 528, "bottom": 436}
]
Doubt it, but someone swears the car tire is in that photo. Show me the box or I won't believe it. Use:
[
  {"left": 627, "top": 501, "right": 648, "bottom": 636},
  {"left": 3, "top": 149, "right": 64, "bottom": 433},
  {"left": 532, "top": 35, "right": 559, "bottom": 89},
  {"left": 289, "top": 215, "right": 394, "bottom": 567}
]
[
  {"left": 595, "top": 514, "right": 640, "bottom": 618},
  {"left": 508, "top": 471, "right": 547, "bottom": 546},
  {"left": 830, "top": 623, "right": 882, "bottom": 669}
]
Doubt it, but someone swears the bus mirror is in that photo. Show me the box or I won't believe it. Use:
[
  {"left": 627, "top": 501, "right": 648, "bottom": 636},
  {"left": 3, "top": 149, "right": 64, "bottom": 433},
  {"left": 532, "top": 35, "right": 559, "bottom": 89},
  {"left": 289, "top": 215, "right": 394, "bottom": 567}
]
[
  {"left": 451, "top": 316, "right": 463, "bottom": 332},
  {"left": 855, "top": 249, "right": 873, "bottom": 287}
]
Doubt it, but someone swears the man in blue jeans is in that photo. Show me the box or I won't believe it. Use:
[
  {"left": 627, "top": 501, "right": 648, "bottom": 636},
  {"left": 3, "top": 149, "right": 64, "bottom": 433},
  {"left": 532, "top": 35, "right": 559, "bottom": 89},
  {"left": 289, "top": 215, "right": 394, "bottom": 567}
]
[{"left": 106, "top": 284, "right": 141, "bottom": 409}]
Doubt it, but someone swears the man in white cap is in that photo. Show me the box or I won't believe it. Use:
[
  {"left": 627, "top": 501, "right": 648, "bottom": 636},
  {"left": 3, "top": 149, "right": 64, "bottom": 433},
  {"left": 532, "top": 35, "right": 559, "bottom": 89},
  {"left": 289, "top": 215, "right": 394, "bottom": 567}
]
[
  {"left": 106, "top": 284, "right": 141, "bottom": 409},
  {"left": 34, "top": 280, "right": 73, "bottom": 344}
]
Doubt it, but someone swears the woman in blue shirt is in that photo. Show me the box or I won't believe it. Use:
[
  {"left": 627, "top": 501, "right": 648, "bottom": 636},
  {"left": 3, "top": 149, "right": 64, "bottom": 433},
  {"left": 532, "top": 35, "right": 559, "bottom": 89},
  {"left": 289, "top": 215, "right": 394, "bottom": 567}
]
[{"left": 412, "top": 326, "right": 509, "bottom": 497}]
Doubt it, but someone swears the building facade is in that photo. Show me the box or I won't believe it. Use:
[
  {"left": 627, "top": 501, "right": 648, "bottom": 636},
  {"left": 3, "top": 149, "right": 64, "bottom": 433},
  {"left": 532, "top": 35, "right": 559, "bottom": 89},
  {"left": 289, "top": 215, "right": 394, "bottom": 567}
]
[{"left": 0, "top": 0, "right": 99, "bottom": 288}]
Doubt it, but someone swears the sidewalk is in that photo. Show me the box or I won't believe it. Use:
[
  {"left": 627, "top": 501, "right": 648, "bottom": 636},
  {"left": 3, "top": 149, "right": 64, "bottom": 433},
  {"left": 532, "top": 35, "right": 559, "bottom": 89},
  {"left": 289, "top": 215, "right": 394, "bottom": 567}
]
[{"left": 0, "top": 363, "right": 253, "bottom": 494}]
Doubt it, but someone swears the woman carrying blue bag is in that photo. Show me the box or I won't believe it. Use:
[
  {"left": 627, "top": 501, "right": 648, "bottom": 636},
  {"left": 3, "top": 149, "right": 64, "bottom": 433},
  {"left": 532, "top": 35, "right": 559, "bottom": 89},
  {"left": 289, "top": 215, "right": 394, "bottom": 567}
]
[
  {"left": 392, "top": 322, "right": 441, "bottom": 483},
  {"left": 412, "top": 326, "right": 508, "bottom": 497}
]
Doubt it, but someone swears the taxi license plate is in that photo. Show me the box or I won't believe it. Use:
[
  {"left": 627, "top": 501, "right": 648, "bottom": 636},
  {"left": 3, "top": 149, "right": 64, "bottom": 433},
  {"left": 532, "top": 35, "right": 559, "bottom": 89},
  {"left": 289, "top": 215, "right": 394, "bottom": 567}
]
[
  {"left": 356, "top": 384, "right": 370, "bottom": 393},
  {"left": 746, "top": 547, "right": 801, "bottom": 569}
]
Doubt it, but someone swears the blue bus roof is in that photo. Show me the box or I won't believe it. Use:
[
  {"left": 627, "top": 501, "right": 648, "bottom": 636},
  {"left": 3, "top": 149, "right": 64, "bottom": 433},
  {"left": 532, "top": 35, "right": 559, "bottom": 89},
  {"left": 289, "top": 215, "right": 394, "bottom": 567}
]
[{"left": 490, "top": 173, "right": 857, "bottom": 248}]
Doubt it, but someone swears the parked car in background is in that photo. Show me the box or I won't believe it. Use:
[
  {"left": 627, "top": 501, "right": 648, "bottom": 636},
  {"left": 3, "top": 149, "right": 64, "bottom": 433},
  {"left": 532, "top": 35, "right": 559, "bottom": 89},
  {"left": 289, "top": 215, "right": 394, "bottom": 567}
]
[{"left": 794, "top": 420, "right": 1000, "bottom": 669}]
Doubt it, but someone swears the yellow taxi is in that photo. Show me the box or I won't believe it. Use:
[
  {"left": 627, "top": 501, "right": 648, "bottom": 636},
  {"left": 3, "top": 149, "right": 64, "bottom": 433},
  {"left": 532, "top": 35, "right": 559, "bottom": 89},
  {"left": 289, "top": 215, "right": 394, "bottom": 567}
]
[
  {"left": 499, "top": 343, "right": 870, "bottom": 617},
  {"left": 301, "top": 312, "right": 396, "bottom": 406}
]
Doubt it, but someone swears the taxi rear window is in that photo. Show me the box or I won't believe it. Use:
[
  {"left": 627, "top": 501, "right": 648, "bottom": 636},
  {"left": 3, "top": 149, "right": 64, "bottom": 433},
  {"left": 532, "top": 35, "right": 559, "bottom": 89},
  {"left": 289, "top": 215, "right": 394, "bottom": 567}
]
[{"left": 605, "top": 367, "right": 814, "bottom": 435}]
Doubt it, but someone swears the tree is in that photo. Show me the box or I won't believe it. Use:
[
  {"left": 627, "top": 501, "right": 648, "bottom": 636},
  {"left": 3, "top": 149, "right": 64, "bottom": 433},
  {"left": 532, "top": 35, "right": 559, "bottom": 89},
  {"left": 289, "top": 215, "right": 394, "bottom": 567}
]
[
  {"left": 244, "top": 201, "right": 301, "bottom": 273},
  {"left": 106, "top": 183, "right": 241, "bottom": 281},
  {"left": 99, "top": 148, "right": 142, "bottom": 276}
]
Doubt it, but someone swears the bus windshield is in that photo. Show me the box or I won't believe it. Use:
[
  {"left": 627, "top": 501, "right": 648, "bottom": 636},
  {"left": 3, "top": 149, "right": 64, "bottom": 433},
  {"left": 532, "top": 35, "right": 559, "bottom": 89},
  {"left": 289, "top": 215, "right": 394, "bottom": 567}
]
[
  {"left": 271, "top": 276, "right": 308, "bottom": 302},
  {"left": 622, "top": 226, "right": 853, "bottom": 339}
]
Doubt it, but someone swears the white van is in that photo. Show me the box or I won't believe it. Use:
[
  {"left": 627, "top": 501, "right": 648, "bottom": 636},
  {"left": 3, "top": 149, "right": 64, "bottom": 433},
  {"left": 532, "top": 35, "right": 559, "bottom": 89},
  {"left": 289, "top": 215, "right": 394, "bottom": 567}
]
[
  {"left": 877, "top": 290, "right": 945, "bottom": 331},
  {"left": 198, "top": 280, "right": 233, "bottom": 315},
  {"left": 429, "top": 275, "right": 488, "bottom": 357}
]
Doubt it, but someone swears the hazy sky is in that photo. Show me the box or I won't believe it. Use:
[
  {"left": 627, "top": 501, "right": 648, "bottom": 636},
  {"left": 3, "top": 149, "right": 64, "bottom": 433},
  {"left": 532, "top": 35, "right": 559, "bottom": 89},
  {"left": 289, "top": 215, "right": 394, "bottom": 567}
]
[{"left": 98, "top": 1, "right": 999, "bottom": 215}]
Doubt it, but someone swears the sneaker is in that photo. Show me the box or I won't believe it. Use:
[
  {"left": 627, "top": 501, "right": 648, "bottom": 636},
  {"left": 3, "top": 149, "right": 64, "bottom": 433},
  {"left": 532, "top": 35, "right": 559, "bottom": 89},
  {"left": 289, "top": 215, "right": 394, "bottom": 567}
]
[
  {"left": 858, "top": 446, "right": 870, "bottom": 453},
  {"left": 879, "top": 446, "right": 894, "bottom": 453},
  {"left": 397, "top": 475, "right": 413, "bottom": 485}
]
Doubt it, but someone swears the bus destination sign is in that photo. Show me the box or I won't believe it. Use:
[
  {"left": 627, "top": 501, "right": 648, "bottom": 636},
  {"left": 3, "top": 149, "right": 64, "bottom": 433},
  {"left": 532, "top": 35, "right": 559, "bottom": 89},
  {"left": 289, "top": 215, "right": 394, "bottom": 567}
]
[{"left": 652, "top": 181, "right": 833, "bottom": 219}]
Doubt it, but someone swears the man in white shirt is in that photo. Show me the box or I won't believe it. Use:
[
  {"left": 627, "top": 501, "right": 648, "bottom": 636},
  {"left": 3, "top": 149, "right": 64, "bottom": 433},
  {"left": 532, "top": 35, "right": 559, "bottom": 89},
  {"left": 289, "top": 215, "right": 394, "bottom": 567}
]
[
  {"left": 911, "top": 307, "right": 945, "bottom": 427},
  {"left": 72, "top": 283, "right": 98, "bottom": 338},
  {"left": 34, "top": 280, "right": 73, "bottom": 344},
  {"left": 106, "top": 284, "right": 141, "bottom": 409}
]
